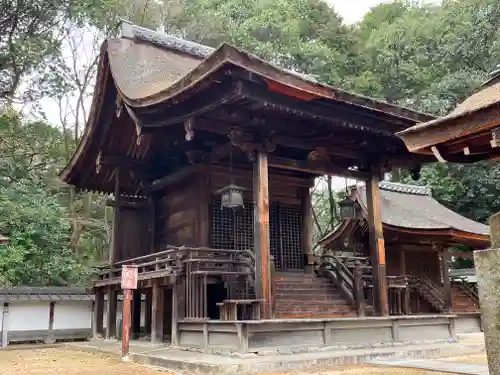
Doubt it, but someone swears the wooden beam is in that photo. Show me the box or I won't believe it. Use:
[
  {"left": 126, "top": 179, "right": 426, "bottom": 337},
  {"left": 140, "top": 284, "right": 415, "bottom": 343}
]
[
  {"left": 268, "top": 156, "right": 368, "bottom": 180},
  {"left": 253, "top": 152, "right": 272, "bottom": 319},
  {"left": 366, "top": 168, "right": 389, "bottom": 316},
  {"left": 106, "top": 199, "right": 149, "bottom": 210},
  {"left": 273, "top": 135, "right": 367, "bottom": 162},
  {"left": 151, "top": 164, "right": 203, "bottom": 191},
  {"left": 151, "top": 281, "right": 164, "bottom": 343}
]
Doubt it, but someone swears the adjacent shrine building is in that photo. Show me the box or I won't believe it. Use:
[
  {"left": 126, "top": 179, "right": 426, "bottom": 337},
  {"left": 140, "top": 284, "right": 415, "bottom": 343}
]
[
  {"left": 60, "top": 22, "right": 480, "bottom": 348},
  {"left": 319, "top": 181, "right": 486, "bottom": 315}
]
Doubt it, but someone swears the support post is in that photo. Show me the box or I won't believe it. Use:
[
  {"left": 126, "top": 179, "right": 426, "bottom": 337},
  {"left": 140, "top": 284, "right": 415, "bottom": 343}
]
[
  {"left": 151, "top": 281, "right": 164, "bottom": 343},
  {"left": 253, "top": 152, "right": 272, "bottom": 319},
  {"left": 366, "top": 168, "right": 389, "bottom": 316},
  {"left": 121, "top": 289, "right": 132, "bottom": 359},
  {"left": 45, "top": 301, "right": 55, "bottom": 344},
  {"left": 300, "top": 187, "right": 314, "bottom": 273},
  {"left": 145, "top": 289, "right": 152, "bottom": 335},
  {"left": 440, "top": 247, "right": 452, "bottom": 312},
  {"left": 353, "top": 261, "right": 365, "bottom": 317},
  {"left": 171, "top": 284, "right": 179, "bottom": 345},
  {"left": 105, "top": 287, "right": 117, "bottom": 339},
  {"left": 93, "top": 289, "right": 104, "bottom": 338},
  {"left": 1, "top": 303, "right": 8, "bottom": 348}
]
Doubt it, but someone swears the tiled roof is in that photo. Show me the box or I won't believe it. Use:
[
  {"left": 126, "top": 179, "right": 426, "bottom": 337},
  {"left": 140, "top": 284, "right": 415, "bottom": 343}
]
[
  {"left": 379, "top": 181, "right": 431, "bottom": 196},
  {"left": 0, "top": 286, "right": 91, "bottom": 302},
  {"left": 356, "top": 182, "right": 489, "bottom": 235}
]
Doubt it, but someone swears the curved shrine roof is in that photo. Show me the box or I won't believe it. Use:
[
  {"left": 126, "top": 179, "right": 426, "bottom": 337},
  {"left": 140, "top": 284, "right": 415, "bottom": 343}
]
[{"left": 60, "top": 21, "right": 434, "bottom": 194}]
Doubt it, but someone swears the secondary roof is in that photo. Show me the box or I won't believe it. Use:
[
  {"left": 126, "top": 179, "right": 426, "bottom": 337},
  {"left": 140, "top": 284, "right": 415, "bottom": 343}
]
[{"left": 320, "top": 181, "right": 489, "bottom": 249}]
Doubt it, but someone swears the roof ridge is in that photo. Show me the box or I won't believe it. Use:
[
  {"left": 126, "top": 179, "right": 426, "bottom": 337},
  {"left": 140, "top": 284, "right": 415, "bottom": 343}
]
[
  {"left": 119, "top": 19, "right": 215, "bottom": 59},
  {"left": 379, "top": 181, "right": 431, "bottom": 196}
]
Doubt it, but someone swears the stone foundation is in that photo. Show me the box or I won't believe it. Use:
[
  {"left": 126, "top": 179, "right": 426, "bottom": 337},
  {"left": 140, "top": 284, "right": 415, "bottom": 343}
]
[{"left": 176, "top": 315, "right": 474, "bottom": 354}]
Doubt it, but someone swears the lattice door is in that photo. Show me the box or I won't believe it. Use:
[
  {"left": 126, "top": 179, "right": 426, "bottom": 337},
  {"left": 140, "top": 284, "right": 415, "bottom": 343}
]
[{"left": 210, "top": 199, "right": 303, "bottom": 271}]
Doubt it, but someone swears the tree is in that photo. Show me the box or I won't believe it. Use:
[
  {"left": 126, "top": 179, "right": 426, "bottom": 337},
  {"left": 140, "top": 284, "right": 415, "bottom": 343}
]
[{"left": 0, "top": 182, "right": 88, "bottom": 286}]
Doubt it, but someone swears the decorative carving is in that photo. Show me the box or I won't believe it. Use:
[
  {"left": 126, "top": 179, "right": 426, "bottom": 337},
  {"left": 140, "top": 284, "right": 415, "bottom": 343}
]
[
  {"left": 184, "top": 118, "right": 195, "bottom": 141},
  {"left": 116, "top": 94, "right": 123, "bottom": 118},
  {"left": 307, "top": 147, "right": 330, "bottom": 163}
]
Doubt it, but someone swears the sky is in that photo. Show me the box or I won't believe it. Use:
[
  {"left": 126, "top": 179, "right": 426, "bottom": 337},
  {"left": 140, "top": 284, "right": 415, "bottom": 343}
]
[{"left": 327, "top": 0, "right": 393, "bottom": 24}]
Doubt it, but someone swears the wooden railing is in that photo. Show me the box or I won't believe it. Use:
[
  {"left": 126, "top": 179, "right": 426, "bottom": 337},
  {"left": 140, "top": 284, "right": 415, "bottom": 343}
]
[
  {"left": 316, "top": 255, "right": 371, "bottom": 316},
  {"left": 409, "top": 275, "right": 446, "bottom": 312},
  {"left": 93, "top": 245, "right": 255, "bottom": 290}
]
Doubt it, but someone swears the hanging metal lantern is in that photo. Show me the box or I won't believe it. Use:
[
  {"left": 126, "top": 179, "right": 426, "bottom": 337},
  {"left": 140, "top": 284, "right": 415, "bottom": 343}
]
[
  {"left": 338, "top": 197, "right": 361, "bottom": 221},
  {"left": 216, "top": 147, "right": 245, "bottom": 210},
  {"left": 216, "top": 184, "right": 245, "bottom": 210}
]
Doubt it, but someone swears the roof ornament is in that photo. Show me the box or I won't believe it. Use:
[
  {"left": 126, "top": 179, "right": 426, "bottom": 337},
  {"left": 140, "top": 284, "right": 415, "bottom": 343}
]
[
  {"left": 116, "top": 95, "right": 123, "bottom": 118},
  {"left": 490, "top": 127, "right": 500, "bottom": 148},
  {"left": 184, "top": 118, "right": 195, "bottom": 141}
]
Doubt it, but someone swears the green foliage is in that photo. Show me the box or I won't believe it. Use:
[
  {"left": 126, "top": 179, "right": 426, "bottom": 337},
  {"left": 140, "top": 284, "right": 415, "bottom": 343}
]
[
  {"left": 0, "top": 183, "right": 88, "bottom": 286},
  {"left": 3, "top": 0, "right": 500, "bottom": 284}
]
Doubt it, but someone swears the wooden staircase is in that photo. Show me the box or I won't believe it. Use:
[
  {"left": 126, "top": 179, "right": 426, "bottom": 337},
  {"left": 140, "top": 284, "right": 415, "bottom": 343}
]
[
  {"left": 274, "top": 271, "right": 356, "bottom": 318},
  {"left": 451, "top": 283, "right": 480, "bottom": 313},
  {"left": 411, "top": 276, "right": 446, "bottom": 312}
]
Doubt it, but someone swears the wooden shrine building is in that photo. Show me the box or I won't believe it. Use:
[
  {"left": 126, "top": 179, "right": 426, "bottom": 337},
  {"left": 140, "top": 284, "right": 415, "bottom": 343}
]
[
  {"left": 59, "top": 21, "right": 481, "bottom": 349},
  {"left": 397, "top": 68, "right": 500, "bottom": 162},
  {"left": 319, "top": 181, "right": 487, "bottom": 315}
]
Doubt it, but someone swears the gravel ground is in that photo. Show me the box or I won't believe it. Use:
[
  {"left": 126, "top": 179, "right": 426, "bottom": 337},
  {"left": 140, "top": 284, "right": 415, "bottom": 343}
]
[{"left": 0, "top": 348, "right": 171, "bottom": 375}]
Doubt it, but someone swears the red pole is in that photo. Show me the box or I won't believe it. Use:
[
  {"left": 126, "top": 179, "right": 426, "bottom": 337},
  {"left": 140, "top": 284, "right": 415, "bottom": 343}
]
[{"left": 122, "top": 289, "right": 132, "bottom": 359}]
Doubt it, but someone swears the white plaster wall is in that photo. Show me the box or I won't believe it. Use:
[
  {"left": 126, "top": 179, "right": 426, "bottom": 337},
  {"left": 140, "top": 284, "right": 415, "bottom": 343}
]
[
  {"left": 53, "top": 301, "right": 92, "bottom": 330},
  {"left": 8, "top": 302, "right": 50, "bottom": 331}
]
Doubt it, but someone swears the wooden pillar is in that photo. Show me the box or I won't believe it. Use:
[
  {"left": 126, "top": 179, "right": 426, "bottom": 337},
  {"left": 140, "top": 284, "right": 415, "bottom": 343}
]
[
  {"left": 253, "top": 152, "right": 272, "bottom": 319},
  {"left": 151, "top": 281, "right": 164, "bottom": 343},
  {"left": 45, "top": 301, "right": 55, "bottom": 344},
  {"left": 300, "top": 187, "right": 314, "bottom": 272},
  {"left": 93, "top": 289, "right": 104, "bottom": 337},
  {"left": 1, "top": 303, "right": 8, "bottom": 348},
  {"left": 132, "top": 290, "right": 142, "bottom": 338},
  {"left": 400, "top": 248, "right": 406, "bottom": 275},
  {"left": 145, "top": 289, "right": 152, "bottom": 335},
  {"left": 171, "top": 284, "right": 179, "bottom": 345},
  {"left": 366, "top": 168, "right": 389, "bottom": 316},
  {"left": 440, "top": 247, "right": 452, "bottom": 312},
  {"left": 105, "top": 287, "right": 117, "bottom": 339}
]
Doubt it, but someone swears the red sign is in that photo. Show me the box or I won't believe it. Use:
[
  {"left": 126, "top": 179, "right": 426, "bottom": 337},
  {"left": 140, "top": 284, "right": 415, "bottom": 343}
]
[{"left": 121, "top": 265, "right": 138, "bottom": 290}]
